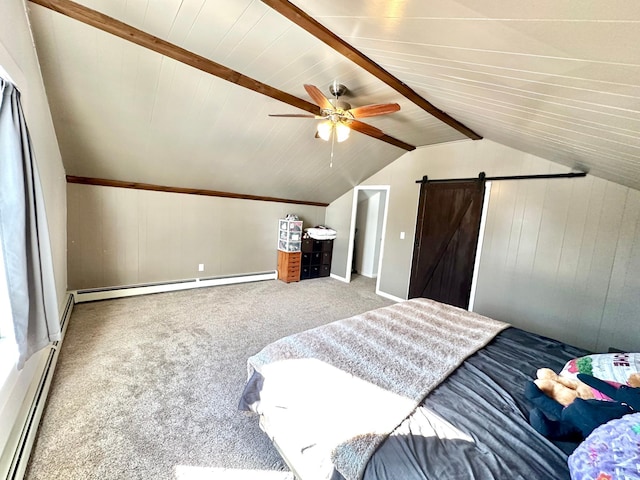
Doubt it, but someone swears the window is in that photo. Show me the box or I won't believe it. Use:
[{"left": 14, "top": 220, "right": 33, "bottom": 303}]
[
  {"left": 0, "top": 69, "right": 60, "bottom": 370},
  {"left": 0, "top": 238, "right": 18, "bottom": 384},
  {"left": 0, "top": 66, "right": 19, "bottom": 377},
  {"left": 0, "top": 240, "right": 14, "bottom": 338}
]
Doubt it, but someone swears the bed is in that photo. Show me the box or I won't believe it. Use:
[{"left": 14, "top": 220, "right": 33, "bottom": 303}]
[{"left": 239, "top": 298, "right": 589, "bottom": 480}]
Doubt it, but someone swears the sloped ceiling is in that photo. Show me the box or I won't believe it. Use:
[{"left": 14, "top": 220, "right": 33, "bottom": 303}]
[{"left": 27, "top": 0, "right": 640, "bottom": 204}]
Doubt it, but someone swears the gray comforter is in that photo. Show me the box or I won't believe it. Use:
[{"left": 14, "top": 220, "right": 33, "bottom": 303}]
[
  {"left": 359, "top": 327, "right": 589, "bottom": 480},
  {"left": 240, "top": 302, "right": 589, "bottom": 480}
]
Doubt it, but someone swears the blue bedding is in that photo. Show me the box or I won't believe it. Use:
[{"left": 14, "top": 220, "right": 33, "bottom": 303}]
[
  {"left": 359, "top": 327, "right": 589, "bottom": 480},
  {"left": 241, "top": 325, "right": 590, "bottom": 479}
]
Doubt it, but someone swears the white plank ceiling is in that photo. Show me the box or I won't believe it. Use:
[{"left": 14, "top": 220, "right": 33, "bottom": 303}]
[{"left": 26, "top": 0, "right": 640, "bottom": 203}]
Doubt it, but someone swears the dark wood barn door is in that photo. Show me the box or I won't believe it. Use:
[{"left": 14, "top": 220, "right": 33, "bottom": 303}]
[{"left": 408, "top": 177, "right": 486, "bottom": 308}]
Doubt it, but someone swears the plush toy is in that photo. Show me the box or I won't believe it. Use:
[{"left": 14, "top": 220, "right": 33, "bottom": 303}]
[
  {"left": 525, "top": 373, "right": 640, "bottom": 441},
  {"left": 533, "top": 368, "right": 595, "bottom": 406},
  {"left": 533, "top": 368, "right": 640, "bottom": 407}
]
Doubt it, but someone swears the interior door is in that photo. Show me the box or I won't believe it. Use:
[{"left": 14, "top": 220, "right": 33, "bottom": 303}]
[{"left": 408, "top": 177, "right": 486, "bottom": 308}]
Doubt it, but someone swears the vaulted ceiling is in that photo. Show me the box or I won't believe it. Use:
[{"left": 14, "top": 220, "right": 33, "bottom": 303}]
[{"left": 27, "top": 0, "right": 640, "bottom": 204}]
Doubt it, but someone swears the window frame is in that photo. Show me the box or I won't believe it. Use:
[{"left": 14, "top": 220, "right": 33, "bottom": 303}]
[
  {"left": 0, "top": 67, "right": 19, "bottom": 378},
  {"left": 0, "top": 238, "right": 18, "bottom": 384}
]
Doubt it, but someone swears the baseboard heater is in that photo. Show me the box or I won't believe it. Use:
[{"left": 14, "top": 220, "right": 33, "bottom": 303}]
[
  {"left": 5, "top": 294, "right": 74, "bottom": 480},
  {"left": 72, "top": 270, "right": 278, "bottom": 303},
  {"left": 4, "top": 271, "right": 276, "bottom": 477}
]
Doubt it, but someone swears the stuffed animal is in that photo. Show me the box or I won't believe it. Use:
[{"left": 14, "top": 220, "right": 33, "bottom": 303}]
[
  {"left": 525, "top": 373, "right": 640, "bottom": 441},
  {"left": 533, "top": 368, "right": 595, "bottom": 406},
  {"left": 532, "top": 368, "right": 640, "bottom": 407}
]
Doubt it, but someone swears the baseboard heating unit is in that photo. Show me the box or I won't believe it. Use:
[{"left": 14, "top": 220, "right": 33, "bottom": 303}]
[
  {"left": 72, "top": 271, "right": 278, "bottom": 303},
  {"left": 4, "top": 294, "right": 74, "bottom": 480}
]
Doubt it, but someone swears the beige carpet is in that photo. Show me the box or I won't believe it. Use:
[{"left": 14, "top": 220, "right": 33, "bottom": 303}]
[{"left": 25, "top": 275, "right": 394, "bottom": 479}]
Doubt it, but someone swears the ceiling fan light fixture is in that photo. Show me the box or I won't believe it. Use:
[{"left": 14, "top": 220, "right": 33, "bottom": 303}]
[
  {"left": 270, "top": 83, "right": 400, "bottom": 146},
  {"left": 317, "top": 120, "right": 333, "bottom": 141},
  {"left": 335, "top": 122, "right": 350, "bottom": 143}
]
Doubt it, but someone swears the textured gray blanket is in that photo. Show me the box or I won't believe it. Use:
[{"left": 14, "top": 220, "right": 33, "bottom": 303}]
[{"left": 246, "top": 298, "right": 509, "bottom": 480}]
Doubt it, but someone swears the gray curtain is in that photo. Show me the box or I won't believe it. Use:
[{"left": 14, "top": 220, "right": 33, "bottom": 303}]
[{"left": 0, "top": 78, "right": 60, "bottom": 369}]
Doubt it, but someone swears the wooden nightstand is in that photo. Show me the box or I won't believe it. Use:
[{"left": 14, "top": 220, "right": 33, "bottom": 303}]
[{"left": 277, "top": 250, "right": 301, "bottom": 283}]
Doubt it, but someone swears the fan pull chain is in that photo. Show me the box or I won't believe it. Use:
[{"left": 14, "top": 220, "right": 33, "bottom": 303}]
[
  {"left": 330, "top": 125, "right": 336, "bottom": 168},
  {"left": 329, "top": 126, "right": 336, "bottom": 168},
  {"left": 330, "top": 85, "right": 340, "bottom": 168}
]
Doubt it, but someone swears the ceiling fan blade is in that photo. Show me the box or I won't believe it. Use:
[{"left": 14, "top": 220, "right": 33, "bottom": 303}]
[
  {"left": 347, "top": 103, "right": 401, "bottom": 118},
  {"left": 268, "top": 113, "right": 320, "bottom": 118},
  {"left": 347, "top": 119, "right": 385, "bottom": 138},
  {"left": 304, "top": 84, "right": 334, "bottom": 111}
]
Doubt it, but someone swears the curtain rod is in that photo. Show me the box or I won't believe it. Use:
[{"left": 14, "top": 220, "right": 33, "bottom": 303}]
[{"left": 415, "top": 171, "right": 586, "bottom": 184}]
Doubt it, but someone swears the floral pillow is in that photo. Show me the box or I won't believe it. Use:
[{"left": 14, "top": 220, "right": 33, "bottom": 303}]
[
  {"left": 568, "top": 412, "right": 640, "bottom": 480},
  {"left": 560, "top": 353, "right": 640, "bottom": 385}
]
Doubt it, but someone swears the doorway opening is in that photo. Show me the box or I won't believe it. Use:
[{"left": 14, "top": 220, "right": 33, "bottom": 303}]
[{"left": 346, "top": 186, "right": 390, "bottom": 294}]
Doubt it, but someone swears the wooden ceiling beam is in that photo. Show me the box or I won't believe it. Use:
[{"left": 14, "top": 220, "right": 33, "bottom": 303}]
[
  {"left": 29, "top": 0, "right": 415, "bottom": 151},
  {"left": 66, "top": 176, "right": 330, "bottom": 206},
  {"left": 261, "top": 0, "right": 483, "bottom": 141}
]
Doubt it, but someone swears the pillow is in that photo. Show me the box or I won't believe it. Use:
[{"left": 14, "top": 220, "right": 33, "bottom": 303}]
[
  {"left": 568, "top": 412, "right": 640, "bottom": 480},
  {"left": 560, "top": 353, "right": 640, "bottom": 385}
]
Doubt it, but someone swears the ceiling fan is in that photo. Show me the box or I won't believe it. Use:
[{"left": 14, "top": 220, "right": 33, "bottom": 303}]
[{"left": 269, "top": 83, "right": 400, "bottom": 143}]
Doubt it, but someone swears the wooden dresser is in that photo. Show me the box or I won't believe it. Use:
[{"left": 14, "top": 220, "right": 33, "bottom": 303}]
[
  {"left": 277, "top": 218, "right": 303, "bottom": 283},
  {"left": 277, "top": 250, "right": 301, "bottom": 283}
]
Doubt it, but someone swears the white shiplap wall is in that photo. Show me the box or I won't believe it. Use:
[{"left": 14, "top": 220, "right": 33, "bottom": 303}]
[{"left": 475, "top": 175, "right": 640, "bottom": 352}]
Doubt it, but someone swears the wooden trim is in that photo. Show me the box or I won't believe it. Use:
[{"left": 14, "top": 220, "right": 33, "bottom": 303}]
[
  {"left": 261, "top": 0, "right": 482, "bottom": 141},
  {"left": 66, "top": 176, "right": 330, "bottom": 207},
  {"left": 29, "top": 0, "right": 414, "bottom": 151},
  {"left": 377, "top": 133, "right": 414, "bottom": 151}
]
